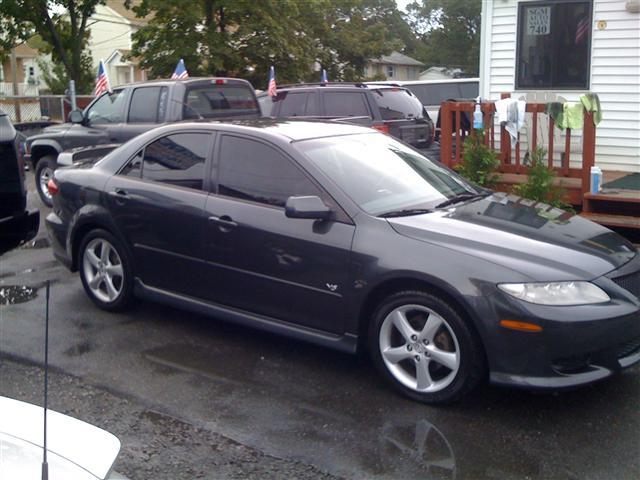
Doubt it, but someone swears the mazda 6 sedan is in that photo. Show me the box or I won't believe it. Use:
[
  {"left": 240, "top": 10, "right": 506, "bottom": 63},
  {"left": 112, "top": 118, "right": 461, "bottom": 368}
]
[{"left": 45, "top": 120, "right": 640, "bottom": 404}]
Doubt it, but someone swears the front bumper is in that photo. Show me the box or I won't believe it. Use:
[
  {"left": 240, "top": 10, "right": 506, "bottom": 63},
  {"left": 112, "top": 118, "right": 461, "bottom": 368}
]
[{"left": 482, "top": 261, "right": 640, "bottom": 389}]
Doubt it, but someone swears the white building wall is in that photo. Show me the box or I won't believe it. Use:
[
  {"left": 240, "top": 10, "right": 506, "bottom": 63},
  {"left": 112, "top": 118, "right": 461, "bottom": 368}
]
[
  {"left": 480, "top": 0, "right": 640, "bottom": 172},
  {"left": 88, "top": 4, "right": 133, "bottom": 69}
]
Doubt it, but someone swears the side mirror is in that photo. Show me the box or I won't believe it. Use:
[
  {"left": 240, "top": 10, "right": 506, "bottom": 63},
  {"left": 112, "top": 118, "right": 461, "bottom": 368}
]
[
  {"left": 69, "top": 109, "right": 84, "bottom": 124},
  {"left": 285, "top": 196, "right": 331, "bottom": 220}
]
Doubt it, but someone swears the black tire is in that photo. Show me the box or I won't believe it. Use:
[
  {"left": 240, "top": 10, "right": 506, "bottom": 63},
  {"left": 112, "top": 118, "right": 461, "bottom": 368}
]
[
  {"left": 368, "top": 290, "right": 486, "bottom": 404},
  {"left": 78, "top": 229, "right": 134, "bottom": 311},
  {"left": 35, "top": 155, "right": 56, "bottom": 207}
]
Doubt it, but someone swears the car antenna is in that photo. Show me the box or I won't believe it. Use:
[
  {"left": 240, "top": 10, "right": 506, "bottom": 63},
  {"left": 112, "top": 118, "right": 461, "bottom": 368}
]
[
  {"left": 41, "top": 281, "right": 50, "bottom": 480},
  {"left": 170, "top": 99, "right": 204, "bottom": 120}
]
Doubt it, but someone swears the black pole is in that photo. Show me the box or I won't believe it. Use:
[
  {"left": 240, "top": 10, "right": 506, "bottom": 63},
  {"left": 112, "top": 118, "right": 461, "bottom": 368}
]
[{"left": 41, "top": 281, "right": 50, "bottom": 480}]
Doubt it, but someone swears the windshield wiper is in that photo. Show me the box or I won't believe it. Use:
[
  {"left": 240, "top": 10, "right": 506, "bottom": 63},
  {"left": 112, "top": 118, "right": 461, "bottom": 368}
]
[
  {"left": 379, "top": 208, "right": 433, "bottom": 218},
  {"left": 435, "top": 192, "right": 489, "bottom": 209}
]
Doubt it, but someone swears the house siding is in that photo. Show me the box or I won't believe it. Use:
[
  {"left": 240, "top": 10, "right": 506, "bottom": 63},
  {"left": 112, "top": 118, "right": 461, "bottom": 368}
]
[{"left": 481, "top": 0, "right": 640, "bottom": 172}]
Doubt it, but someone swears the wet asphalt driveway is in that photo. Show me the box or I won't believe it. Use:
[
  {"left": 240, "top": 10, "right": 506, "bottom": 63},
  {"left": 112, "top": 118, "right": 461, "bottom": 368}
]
[{"left": 1, "top": 175, "right": 639, "bottom": 480}]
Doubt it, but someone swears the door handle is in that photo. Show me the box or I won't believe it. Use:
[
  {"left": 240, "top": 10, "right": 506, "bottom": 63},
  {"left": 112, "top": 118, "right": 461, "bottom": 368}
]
[
  {"left": 209, "top": 215, "right": 237, "bottom": 231},
  {"left": 108, "top": 188, "right": 129, "bottom": 199}
]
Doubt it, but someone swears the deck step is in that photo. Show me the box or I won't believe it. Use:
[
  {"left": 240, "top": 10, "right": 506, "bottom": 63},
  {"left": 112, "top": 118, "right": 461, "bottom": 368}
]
[
  {"left": 580, "top": 212, "right": 640, "bottom": 229},
  {"left": 584, "top": 191, "right": 640, "bottom": 204}
]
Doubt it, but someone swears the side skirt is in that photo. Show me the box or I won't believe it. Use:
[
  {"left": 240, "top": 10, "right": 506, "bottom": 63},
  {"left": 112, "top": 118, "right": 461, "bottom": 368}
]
[{"left": 134, "top": 279, "right": 358, "bottom": 354}]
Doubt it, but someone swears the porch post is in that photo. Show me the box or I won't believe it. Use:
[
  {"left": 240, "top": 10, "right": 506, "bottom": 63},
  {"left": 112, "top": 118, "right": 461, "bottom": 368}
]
[{"left": 582, "top": 110, "right": 596, "bottom": 204}]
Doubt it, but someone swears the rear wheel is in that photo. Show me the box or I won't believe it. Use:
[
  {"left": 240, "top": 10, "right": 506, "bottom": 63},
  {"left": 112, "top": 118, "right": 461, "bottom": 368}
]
[
  {"left": 35, "top": 155, "right": 56, "bottom": 207},
  {"left": 369, "top": 290, "right": 485, "bottom": 404},
  {"left": 79, "top": 229, "right": 133, "bottom": 311}
]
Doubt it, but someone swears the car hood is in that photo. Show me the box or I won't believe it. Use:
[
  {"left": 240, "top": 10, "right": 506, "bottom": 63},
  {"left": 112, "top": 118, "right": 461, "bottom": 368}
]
[
  {"left": 0, "top": 396, "right": 121, "bottom": 480},
  {"left": 387, "top": 193, "right": 637, "bottom": 281},
  {"left": 42, "top": 122, "right": 72, "bottom": 134}
]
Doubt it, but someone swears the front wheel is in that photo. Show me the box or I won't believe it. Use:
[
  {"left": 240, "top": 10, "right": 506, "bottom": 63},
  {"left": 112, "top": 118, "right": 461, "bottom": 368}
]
[
  {"left": 78, "top": 229, "right": 134, "bottom": 311},
  {"left": 35, "top": 156, "right": 56, "bottom": 207},
  {"left": 369, "top": 290, "right": 485, "bottom": 404}
]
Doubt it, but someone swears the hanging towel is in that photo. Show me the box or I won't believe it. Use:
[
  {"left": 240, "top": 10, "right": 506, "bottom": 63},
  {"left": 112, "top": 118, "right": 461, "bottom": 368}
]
[
  {"left": 563, "top": 102, "right": 584, "bottom": 129},
  {"left": 546, "top": 102, "right": 564, "bottom": 129},
  {"left": 580, "top": 93, "right": 602, "bottom": 125},
  {"left": 495, "top": 98, "right": 527, "bottom": 147}
]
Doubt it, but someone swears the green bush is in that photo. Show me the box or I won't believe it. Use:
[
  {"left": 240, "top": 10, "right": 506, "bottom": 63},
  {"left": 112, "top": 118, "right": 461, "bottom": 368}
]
[
  {"left": 455, "top": 130, "right": 500, "bottom": 188},
  {"left": 514, "top": 147, "right": 571, "bottom": 210}
]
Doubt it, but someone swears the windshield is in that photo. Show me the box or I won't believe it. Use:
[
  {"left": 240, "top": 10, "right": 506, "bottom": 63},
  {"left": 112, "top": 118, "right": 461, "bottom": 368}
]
[
  {"left": 184, "top": 83, "right": 259, "bottom": 119},
  {"left": 371, "top": 88, "right": 425, "bottom": 120},
  {"left": 297, "top": 133, "right": 476, "bottom": 215}
]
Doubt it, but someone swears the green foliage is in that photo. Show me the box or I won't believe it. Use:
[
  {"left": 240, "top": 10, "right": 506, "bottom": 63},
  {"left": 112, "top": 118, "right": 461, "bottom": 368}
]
[
  {"left": 128, "top": 0, "right": 404, "bottom": 86},
  {"left": 37, "top": 55, "right": 94, "bottom": 94},
  {"left": 514, "top": 148, "right": 571, "bottom": 209},
  {"left": 0, "top": 0, "right": 102, "bottom": 93},
  {"left": 405, "top": 0, "right": 481, "bottom": 76},
  {"left": 455, "top": 130, "right": 500, "bottom": 188}
]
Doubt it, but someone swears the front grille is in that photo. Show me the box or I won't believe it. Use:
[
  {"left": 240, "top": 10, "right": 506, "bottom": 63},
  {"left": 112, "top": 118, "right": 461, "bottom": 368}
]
[
  {"left": 612, "top": 271, "right": 640, "bottom": 299},
  {"left": 617, "top": 335, "right": 640, "bottom": 359}
]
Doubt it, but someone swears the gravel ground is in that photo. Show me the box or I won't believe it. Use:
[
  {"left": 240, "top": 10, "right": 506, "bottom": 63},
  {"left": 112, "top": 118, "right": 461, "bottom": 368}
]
[{"left": 0, "top": 355, "right": 341, "bottom": 480}]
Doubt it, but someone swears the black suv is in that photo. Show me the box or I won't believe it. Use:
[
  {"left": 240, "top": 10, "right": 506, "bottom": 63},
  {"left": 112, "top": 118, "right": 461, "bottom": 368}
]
[
  {"left": 258, "top": 83, "right": 434, "bottom": 151},
  {"left": 25, "top": 77, "right": 260, "bottom": 206},
  {"left": 0, "top": 109, "right": 39, "bottom": 255}
]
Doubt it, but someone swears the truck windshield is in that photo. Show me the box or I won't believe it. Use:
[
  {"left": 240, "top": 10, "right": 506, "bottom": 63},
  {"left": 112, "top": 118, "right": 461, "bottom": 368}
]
[{"left": 184, "top": 84, "right": 259, "bottom": 119}]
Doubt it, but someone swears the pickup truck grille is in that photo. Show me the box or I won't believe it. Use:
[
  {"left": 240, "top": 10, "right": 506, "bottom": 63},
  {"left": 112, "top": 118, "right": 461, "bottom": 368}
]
[{"left": 611, "top": 271, "right": 640, "bottom": 299}]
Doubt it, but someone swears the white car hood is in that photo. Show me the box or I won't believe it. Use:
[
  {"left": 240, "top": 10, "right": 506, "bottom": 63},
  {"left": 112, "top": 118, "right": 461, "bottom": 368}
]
[{"left": 0, "top": 396, "right": 121, "bottom": 480}]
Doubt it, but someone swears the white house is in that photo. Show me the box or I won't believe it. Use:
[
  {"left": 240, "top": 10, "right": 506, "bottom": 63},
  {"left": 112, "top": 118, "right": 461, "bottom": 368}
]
[
  {"left": 479, "top": 0, "right": 640, "bottom": 173},
  {"left": 87, "top": 0, "right": 148, "bottom": 87}
]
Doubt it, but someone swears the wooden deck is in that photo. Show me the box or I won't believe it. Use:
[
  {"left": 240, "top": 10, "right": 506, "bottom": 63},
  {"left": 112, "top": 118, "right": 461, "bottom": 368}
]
[{"left": 439, "top": 96, "right": 640, "bottom": 230}]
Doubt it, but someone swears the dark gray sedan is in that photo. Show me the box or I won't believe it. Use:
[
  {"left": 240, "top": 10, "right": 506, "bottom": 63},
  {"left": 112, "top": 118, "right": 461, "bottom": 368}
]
[{"left": 45, "top": 120, "right": 640, "bottom": 404}]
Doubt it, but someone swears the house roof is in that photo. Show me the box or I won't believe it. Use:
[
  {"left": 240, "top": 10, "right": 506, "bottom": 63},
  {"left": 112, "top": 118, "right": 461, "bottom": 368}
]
[{"left": 369, "top": 51, "right": 423, "bottom": 67}]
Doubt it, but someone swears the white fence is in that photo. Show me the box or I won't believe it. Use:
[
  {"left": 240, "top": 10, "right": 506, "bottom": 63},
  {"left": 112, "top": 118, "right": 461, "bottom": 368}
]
[{"left": 0, "top": 82, "right": 41, "bottom": 96}]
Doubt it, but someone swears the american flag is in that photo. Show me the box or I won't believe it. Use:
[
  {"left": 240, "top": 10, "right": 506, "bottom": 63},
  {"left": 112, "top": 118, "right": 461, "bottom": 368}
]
[
  {"left": 575, "top": 16, "right": 589, "bottom": 44},
  {"left": 94, "top": 60, "right": 111, "bottom": 97},
  {"left": 321, "top": 69, "right": 328, "bottom": 84},
  {"left": 171, "top": 59, "right": 189, "bottom": 80},
  {"left": 267, "top": 66, "right": 277, "bottom": 97}
]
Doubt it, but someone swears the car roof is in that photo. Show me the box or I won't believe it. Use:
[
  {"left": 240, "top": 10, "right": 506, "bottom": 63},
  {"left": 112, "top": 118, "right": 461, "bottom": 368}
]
[
  {"left": 274, "top": 83, "right": 406, "bottom": 92},
  {"left": 155, "top": 119, "right": 375, "bottom": 142},
  {"left": 116, "top": 77, "right": 253, "bottom": 89}
]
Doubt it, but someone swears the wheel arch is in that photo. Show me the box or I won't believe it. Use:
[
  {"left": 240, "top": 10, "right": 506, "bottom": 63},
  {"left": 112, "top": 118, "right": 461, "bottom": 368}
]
[
  {"left": 30, "top": 140, "right": 62, "bottom": 167},
  {"left": 356, "top": 275, "right": 486, "bottom": 355}
]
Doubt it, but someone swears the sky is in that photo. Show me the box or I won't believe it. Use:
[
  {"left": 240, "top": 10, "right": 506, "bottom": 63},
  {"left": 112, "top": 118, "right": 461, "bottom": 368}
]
[{"left": 395, "top": 0, "right": 413, "bottom": 13}]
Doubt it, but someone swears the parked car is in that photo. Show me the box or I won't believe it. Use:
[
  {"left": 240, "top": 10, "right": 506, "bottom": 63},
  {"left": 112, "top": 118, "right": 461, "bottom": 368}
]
[
  {"left": 259, "top": 83, "right": 434, "bottom": 151},
  {"left": 0, "top": 109, "right": 39, "bottom": 255},
  {"left": 45, "top": 120, "right": 640, "bottom": 404},
  {"left": 366, "top": 78, "right": 479, "bottom": 126},
  {"left": 24, "top": 77, "right": 260, "bottom": 206},
  {"left": 0, "top": 395, "right": 127, "bottom": 479}
]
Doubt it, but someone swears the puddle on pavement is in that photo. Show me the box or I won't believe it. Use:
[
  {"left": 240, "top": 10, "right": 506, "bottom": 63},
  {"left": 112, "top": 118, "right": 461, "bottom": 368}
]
[{"left": 0, "top": 285, "right": 38, "bottom": 305}]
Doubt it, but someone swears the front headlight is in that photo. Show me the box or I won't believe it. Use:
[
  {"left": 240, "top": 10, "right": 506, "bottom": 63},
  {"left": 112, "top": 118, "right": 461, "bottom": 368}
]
[{"left": 498, "top": 281, "right": 610, "bottom": 306}]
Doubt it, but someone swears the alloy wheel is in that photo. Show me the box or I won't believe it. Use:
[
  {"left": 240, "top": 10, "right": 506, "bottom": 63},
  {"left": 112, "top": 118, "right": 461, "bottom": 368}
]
[
  {"left": 82, "top": 238, "right": 124, "bottom": 304},
  {"left": 39, "top": 167, "right": 54, "bottom": 201},
  {"left": 379, "top": 304, "right": 460, "bottom": 393}
]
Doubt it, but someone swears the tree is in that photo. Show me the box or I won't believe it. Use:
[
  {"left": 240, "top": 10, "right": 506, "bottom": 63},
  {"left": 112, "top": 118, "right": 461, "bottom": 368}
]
[
  {"left": 128, "top": 0, "right": 405, "bottom": 86},
  {"left": 0, "top": 0, "right": 102, "bottom": 93},
  {"left": 405, "top": 0, "right": 481, "bottom": 76}
]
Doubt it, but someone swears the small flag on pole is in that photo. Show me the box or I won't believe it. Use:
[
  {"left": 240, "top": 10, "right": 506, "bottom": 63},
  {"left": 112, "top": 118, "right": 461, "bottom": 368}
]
[
  {"left": 94, "top": 60, "right": 111, "bottom": 97},
  {"left": 171, "top": 59, "right": 189, "bottom": 80},
  {"left": 321, "top": 69, "right": 328, "bottom": 84},
  {"left": 267, "top": 66, "right": 277, "bottom": 97}
]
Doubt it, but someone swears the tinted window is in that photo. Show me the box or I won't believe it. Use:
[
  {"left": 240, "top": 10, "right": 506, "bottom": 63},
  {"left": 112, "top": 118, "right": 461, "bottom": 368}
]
[
  {"left": 323, "top": 92, "right": 370, "bottom": 118},
  {"left": 217, "top": 136, "right": 321, "bottom": 207},
  {"left": 184, "top": 83, "right": 259, "bottom": 119},
  {"left": 86, "top": 90, "right": 125, "bottom": 124},
  {"left": 142, "top": 133, "right": 209, "bottom": 190},
  {"left": 516, "top": 1, "right": 591, "bottom": 89},
  {"left": 458, "top": 82, "right": 479, "bottom": 98},
  {"left": 371, "top": 89, "right": 425, "bottom": 120},
  {"left": 258, "top": 95, "right": 274, "bottom": 116},
  {"left": 276, "top": 91, "right": 308, "bottom": 116},
  {"left": 129, "top": 87, "right": 168, "bottom": 123},
  {"left": 121, "top": 150, "right": 143, "bottom": 177},
  {"left": 407, "top": 84, "right": 461, "bottom": 106}
]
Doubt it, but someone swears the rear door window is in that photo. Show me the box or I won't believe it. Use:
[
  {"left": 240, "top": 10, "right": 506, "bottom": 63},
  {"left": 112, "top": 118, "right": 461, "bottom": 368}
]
[
  {"left": 142, "top": 133, "right": 211, "bottom": 190},
  {"left": 128, "top": 87, "right": 168, "bottom": 123},
  {"left": 322, "top": 92, "right": 371, "bottom": 118},
  {"left": 184, "top": 83, "right": 259, "bottom": 119},
  {"left": 276, "top": 91, "right": 308, "bottom": 116},
  {"left": 370, "top": 89, "right": 425, "bottom": 120}
]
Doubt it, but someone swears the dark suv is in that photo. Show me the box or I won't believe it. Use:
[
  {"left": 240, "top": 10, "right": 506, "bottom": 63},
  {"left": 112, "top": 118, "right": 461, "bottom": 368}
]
[
  {"left": 258, "top": 83, "right": 434, "bottom": 151},
  {"left": 25, "top": 77, "right": 260, "bottom": 206},
  {"left": 0, "top": 109, "right": 39, "bottom": 255}
]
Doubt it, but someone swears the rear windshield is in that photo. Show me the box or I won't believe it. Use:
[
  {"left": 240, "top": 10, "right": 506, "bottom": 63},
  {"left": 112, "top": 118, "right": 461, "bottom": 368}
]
[
  {"left": 184, "top": 83, "right": 259, "bottom": 119},
  {"left": 370, "top": 89, "right": 425, "bottom": 120},
  {"left": 405, "top": 82, "right": 479, "bottom": 107}
]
